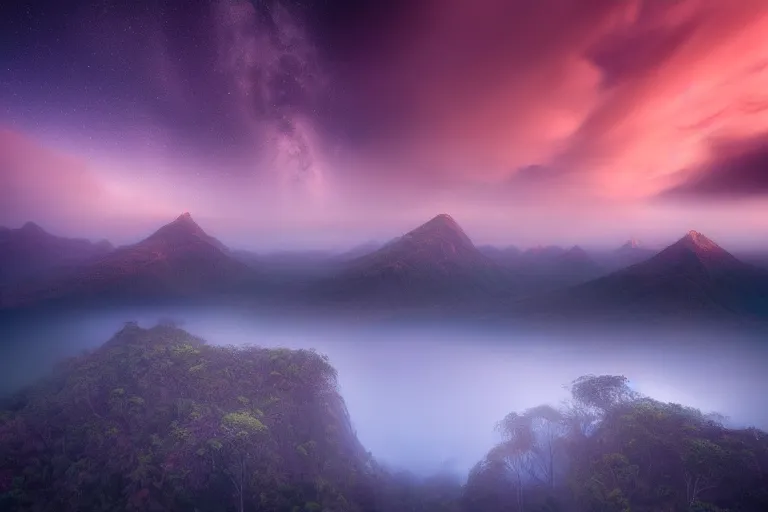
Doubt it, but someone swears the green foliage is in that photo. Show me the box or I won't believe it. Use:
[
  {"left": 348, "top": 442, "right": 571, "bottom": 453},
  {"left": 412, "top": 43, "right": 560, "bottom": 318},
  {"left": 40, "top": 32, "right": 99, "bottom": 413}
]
[
  {"left": 128, "top": 395, "right": 145, "bottom": 406},
  {"left": 571, "top": 374, "right": 636, "bottom": 413},
  {"left": 467, "top": 374, "right": 768, "bottom": 512},
  {"left": 0, "top": 325, "right": 374, "bottom": 512},
  {"left": 3, "top": 326, "right": 767, "bottom": 512},
  {"left": 221, "top": 411, "right": 266, "bottom": 435},
  {"left": 170, "top": 342, "right": 201, "bottom": 357},
  {"left": 188, "top": 362, "right": 206, "bottom": 373}
]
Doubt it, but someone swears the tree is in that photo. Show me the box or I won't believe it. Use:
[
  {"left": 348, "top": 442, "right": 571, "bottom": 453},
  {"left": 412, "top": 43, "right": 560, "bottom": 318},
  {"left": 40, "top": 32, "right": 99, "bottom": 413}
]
[
  {"left": 522, "top": 405, "right": 566, "bottom": 489},
  {"left": 219, "top": 411, "right": 268, "bottom": 512},
  {"left": 491, "top": 412, "right": 537, "bottom": 511},
  {"left": 570, "top": 375, "right": 637, "bottom": 414},
  {"left": 682, "top": 439, "right": 727, "bottom": 510}
]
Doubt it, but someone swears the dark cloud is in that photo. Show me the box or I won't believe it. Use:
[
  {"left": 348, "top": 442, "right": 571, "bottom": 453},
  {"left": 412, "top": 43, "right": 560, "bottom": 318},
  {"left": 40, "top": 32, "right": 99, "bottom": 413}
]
[
  {"left": 587, "top": 10, "right": 698, "bottom": 89},
  {"left": 1, "top": 0, "right": 354, "bottom": 168},
  {"left": 660, "top": 135, "right": 768, "bottom": 200}
]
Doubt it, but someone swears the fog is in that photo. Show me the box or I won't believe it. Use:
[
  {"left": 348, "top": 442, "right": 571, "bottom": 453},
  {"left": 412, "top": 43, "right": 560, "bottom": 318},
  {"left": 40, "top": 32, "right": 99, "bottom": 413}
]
[{"left": 2, "top": 307, "right": 767, "bottom": 477}]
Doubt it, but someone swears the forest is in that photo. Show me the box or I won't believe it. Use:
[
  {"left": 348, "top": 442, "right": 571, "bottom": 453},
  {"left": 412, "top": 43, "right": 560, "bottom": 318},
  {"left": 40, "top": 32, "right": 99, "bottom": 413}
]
[{"left": 1, "top": 324, "right": 767, "bottom": 511}]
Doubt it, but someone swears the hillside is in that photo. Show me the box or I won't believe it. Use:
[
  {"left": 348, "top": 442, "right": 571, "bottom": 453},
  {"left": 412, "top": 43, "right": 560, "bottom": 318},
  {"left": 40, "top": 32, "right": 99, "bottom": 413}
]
[
  {"left": 0, "top": 222, "right": 113, "bottom": 285},
  {"left": 511, "top": 231, "right": 768, "bottom": 323},
  {"left": 520, "top": 245, "right": 604, "bottom": 285},
  {"left": 0, "top": 214, "right": 255, "bottom": 310},
  {"left": 3, "top": 331, "right": 766, "bottom": 512},
  {"left": 464, "top": 375, "right": 768, "bottom": 512},
  {"left": 316, "top": 214, "right": 512, "bottom": 305},
  {"left": 0, "top": 324, "right": 376, "bottom": 512},
  {"left": 613, "top": 238, "right": 656, "bottom": 266}
]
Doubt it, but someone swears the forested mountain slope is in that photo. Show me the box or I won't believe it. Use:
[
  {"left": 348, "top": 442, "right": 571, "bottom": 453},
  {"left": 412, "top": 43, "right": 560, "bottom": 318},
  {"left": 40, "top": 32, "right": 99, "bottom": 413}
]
[
  {"left": 1, "top": 326, "right": 766, "bottom": 512},
  {"left": 0, "top": 324, "right": 376, "bottom": 511},
  {"left": 465, "top": 375, "right": 768, "bottom": 512}
]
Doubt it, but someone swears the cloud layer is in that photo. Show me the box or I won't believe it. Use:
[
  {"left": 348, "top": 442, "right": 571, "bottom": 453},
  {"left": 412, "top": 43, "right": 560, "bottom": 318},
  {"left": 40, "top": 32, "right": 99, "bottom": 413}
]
[{"left": 3, "top": 0, "right": 768, "bottom": 247}]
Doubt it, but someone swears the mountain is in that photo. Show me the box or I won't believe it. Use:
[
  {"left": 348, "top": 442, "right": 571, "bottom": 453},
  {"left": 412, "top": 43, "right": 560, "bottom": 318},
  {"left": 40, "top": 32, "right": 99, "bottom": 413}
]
[
  {"left": 619, "top": 237, "right": 642, "bottom": 250},
  {"left": 464, "top": 377, "right": 768, "bottom": 512},
  {"left": 530, "top": 230, "right": 768, "bottom": 321},
  {"left": 589, "top": 238, "right": 657, "bottom": 273},
  {"left": 0, "top": 222, "right": 114, "bottom": 285},
  {"left": 737, "top": 250, "right": 768, "bottom": 271},
  {"left": 519, "top": 245, "right": 567, "bottom": 263},
  {"left": 317, "top": 214, "right": 510, "bottom": 304},
  {"left": 0, "top": 213, "right": 253, "bottom": 309},
  {"left": 496, "top": 245, "right": 604, "bottom": 293},
  {"left": 145, "top": 212, "right": 230, "bottom": 254},
  {"left": 3, "top": 324, "right": 766, "bottom": 511},
  {"left": 477, "top": 244, "right": 521, "bottom": 265},
  {"left": 338, "top": 240, "right": 383, "bottom": 261},
  {"left": 611, "top": 238, "right": 656, "bottom": 267},
  {"left": 557, "top": 245, "right": 600, "bottom": 270},
  {"left": 547, "top": 245, "right": 605, "bottom": 281},
  {"left": 232, "top": 248, "right": 340, "bottom": 285},
  {"left": 0, "top": 323, "right": 377, "bottom": 511}
]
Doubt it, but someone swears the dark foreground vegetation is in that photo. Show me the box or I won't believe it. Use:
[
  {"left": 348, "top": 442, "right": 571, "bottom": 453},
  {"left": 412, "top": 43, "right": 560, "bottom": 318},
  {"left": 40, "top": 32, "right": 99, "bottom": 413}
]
[{"left": 1, "top": 325, "right": 766, "bottom": 511}]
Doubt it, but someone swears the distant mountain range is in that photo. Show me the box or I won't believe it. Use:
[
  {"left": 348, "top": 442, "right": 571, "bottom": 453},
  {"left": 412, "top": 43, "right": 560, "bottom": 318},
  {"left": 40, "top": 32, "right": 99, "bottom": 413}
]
[
  {"left": 510, "top": 231, "right": 768, "bottom": 324},
  {"left": 313, "top": 214, "right": 511, "bottom": 306},
  {"left": 2, "top": 213, "right": 768, "bottom": 325},
  {"left": 479, "top": 242, "right": 606, "bottom": 291},
  {"left": 0, "top": 222, "right": 113, "bottom": 286},
  {"left": 610, "top": 238, "right": 657, "bottom": 268},
  {"left": 575, "top": 231, "right": 768, "bottom": 316},
  {"left": 0, "top": 213, "right": 253, "bottom": 309}
]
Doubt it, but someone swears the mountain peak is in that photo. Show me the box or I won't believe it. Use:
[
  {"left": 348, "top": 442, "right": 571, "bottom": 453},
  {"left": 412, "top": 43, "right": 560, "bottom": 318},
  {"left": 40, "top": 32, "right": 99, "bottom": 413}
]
[
  {"left": 20, "top": 221, "right": 45, "bottom": 234},
  {"left": 523, "top": 245, "right": 565, "bottom": 258},
  {"left": 559, "top": 245, "right": 597, "bottom": 267},
  {"left": 678, "top": 230, "right": 721, "bottom": 253},
  {"left": 332, "top": 212, "right": 501, "bottom": 301},
  {"left": 620, "top": 238, "right": 642, "bottom": 250},
  {"left": 644, "top": 230, "right": 741, "bottom": 273},
  {"left": 148, "top": 213, "right": 230, "bottom": 253},
  {"left": 171, "top": 212, "right": 200, "bottom": 229},
  {"left": 166, "top": 212, "right": 202, "bottom": 231},
  {"left": 424, "top": 213, "right": 459, "bottom": 229},
  {"left": 143, "top": 212, "right": 217, "bottom": 247},
  {"left": 407, "top": 213, "right": 468, "bottom": 240},
  {"left": 350, "top": 213, "right": 486, "bottom": 269}
]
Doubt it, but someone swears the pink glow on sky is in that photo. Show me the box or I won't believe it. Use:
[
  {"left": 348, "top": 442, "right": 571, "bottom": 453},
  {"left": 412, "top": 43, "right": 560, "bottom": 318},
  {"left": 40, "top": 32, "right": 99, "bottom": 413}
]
[{"left": 4, "top": 0, "right": 768, "bottom": 251}]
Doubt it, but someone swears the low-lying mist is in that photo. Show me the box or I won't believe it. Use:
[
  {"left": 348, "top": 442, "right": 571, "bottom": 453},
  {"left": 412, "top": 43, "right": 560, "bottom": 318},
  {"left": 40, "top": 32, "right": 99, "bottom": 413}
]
[{"left": 2, "top": 306, "right": 767, "bottom": 478}]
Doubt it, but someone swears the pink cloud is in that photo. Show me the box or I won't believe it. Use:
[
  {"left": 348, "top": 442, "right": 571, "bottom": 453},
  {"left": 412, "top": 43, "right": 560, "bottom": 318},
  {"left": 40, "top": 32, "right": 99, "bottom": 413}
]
[
  {"left": 0, "top": 128, "right": 107, "bottom": 227},
  {"left": 343, "top": 0, "right": 768, "bottom": 205}
]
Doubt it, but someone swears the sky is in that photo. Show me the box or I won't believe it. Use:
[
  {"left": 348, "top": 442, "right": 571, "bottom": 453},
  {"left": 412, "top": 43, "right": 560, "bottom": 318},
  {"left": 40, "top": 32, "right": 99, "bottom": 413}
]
[{"left": 3, "top": 0, "right": 768, "bottom": 250}]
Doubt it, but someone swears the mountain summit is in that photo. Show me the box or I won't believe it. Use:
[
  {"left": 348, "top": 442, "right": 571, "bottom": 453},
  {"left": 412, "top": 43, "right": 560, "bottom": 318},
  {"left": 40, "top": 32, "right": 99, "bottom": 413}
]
[
  {"left": 551, "top": 230, "right": 768, "bottom": 319},
  {"left": 675, "top": 230, "right": 730, "bottom": 256},
  {"left": 350, "top": 213, "right": 492, "bottom": 274},
  {"left": 1, "top": 213, "right": 250, "bottom": 309},
  {"left": 144, "top": 212, "right": 229, "bottom": 253},
  {"left": 388, "top": 213, "right": 476, "bottom": 258},
  {"left": 611, "top": 237, "right": 655, "bottom": 268},
  {"left": 0, "top": 222, "right": 114, "bottom": 286},
  {"left": 19, "top": 221, "right": 46, "bottom": 235},
  {"left": 619, "top": 238, "right": 642, "bottom": 250},
  {"left": 319, "top": 214, "right": 507, "bottom": 304},
  {"left": 559, "top": 245, "right": 592, "bottom": 263},
  {"left": 651, "top": 230, "right": 742, "bottom": 273}
]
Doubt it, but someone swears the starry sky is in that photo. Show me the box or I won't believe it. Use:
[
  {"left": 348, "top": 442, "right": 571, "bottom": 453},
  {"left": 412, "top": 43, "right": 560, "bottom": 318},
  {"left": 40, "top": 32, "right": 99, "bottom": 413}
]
[{"left": 3, "top": 0, "right": 768, "bottom": 251}]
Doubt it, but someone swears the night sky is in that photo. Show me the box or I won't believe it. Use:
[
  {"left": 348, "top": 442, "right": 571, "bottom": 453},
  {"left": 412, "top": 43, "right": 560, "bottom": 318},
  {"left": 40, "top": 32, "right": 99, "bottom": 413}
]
[{"left": 3, "top": 0, "right": 768, "bottom": 250}]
